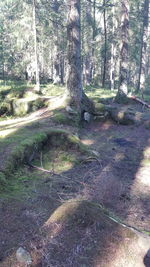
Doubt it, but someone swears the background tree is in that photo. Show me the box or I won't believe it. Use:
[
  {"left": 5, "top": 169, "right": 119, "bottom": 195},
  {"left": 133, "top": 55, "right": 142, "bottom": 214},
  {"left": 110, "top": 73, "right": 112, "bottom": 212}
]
[
  {"left": 137, "top": 0, "right": 149, "bottom": 98},
  {"left": 116, "top": 0, "right": 129, "bottom": 102}
]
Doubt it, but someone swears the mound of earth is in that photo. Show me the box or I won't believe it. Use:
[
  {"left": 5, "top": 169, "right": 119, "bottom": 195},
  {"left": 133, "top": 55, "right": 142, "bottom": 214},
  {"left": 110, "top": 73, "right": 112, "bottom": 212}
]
[{"left": 33, "top": 200, "right": 150, "bottom": 267}]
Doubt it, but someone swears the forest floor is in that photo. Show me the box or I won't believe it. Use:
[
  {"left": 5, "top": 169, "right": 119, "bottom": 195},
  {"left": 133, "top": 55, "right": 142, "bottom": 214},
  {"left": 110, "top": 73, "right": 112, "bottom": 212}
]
[{"left": 0, "top": 86, "right": 150, "bottom": 266}]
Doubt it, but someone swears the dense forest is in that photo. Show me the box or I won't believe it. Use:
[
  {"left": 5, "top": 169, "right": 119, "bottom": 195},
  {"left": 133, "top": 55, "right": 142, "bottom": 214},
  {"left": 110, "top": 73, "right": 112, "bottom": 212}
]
[
  {"left": 0, "top": 0, "right": 150, "bottom": 96},
  {"left": 0, "top": 1, "right": 150, "bottom": 266}
]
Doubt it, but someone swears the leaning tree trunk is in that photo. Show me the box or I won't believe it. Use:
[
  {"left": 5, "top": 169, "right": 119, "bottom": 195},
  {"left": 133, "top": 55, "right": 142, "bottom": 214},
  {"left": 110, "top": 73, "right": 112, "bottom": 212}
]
[
  {"left": 137, "top": 0, "right": 149, "bottom": 98},
  {"left": 116, "top": 0, "right": 129, "bottom": 103}
]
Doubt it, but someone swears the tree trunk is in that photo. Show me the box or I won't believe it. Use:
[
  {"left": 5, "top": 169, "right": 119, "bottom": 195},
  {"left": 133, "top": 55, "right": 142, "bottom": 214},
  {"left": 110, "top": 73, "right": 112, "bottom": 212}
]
[
  {"left": 52, "top": 0, "right": 61, "bottom": 85},
  {"left": 102, "top": 0, "right": 107, "bottom": 88},
  {"left": 83, "top": 0, "right": 93, "bottom": 86},
  {"left": 110, "top": 0, "right": 116, "bottom": 91},
  {"left": 91, "top": 0, "right": 96, "bottom": 82},
  {"left": 66, "top": 0, "right": 94, "bottom": 116},
  {"left": 116, "top": 0, "right": 129, "bottom": 103},
  {"left": 33, "top": 0, "right": 40, "bottom": 92},
  {"left": 137, "top": 0, "right": 149, "bottom": 98},
  {"left": 66, "top": 0, "right": 83, "bottom": 110}
]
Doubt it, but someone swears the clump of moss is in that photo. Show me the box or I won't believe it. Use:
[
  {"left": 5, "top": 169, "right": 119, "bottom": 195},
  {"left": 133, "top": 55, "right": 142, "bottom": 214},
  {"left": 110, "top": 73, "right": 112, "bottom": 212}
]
[
  {"left": 52, "top": 110, "right": 80, "bottom": 127},
  {"left": 0, "top": 172, "right": 7, "bottom": 189},
  {"left": 52, "top": 112, "right": 70, "bottom": 124},
  {"left": 5, "top": 132, "right": 48, "bottom": 173},
  {"left": 95, "top": 103, "right": 106, "bottom": 113}
]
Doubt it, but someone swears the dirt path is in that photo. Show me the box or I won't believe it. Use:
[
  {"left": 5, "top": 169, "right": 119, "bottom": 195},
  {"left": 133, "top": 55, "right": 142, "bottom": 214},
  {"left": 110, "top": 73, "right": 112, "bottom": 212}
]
[
  {"left": 80, "top": 121, "right": 150, "bottom": 230},
  {"left": 0, "top": 119, "right": 150, "bottom": 266}
]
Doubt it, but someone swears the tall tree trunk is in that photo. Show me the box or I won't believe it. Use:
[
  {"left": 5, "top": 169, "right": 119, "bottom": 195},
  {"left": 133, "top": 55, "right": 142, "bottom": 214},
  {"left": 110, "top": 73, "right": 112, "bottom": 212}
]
[
  {"left": 102, "top": 0, "right": 107, "bottom": 88},
  {"left": 66, "top": 0, "right": 83, "bottom": 110},
  {"left": 33, "top": 0, "right": 40, "bottom": 92},
  {"left": 116, "top": 0, "right": 129, "bottom": 103},
  {"left": 137, "top": 0, "right": 149, "bottom": 98},
  {"left": 84, "top": 0, "right": 93, "bottom": 86},
  {"left": 52, "top": 0, "right": 61, "bottom": 85},
  {"left": 91, "top": 0, "right": 96, "bottom": 82},
  {"left": 110, "top": 0, "right": 116, "bottom": 91}
]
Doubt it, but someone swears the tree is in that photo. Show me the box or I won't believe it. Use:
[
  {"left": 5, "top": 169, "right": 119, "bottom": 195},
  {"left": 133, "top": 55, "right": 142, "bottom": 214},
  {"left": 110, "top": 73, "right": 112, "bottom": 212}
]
[
  {"left": 110, "top": 0, "right": 117, "bottom": 91},
  {"left": 116, "top": 0, "right": 129, "bottom": 102},
  {"left": 33, "top": 0, "right": 40, "bottom": 92},
  {"left": 66, "top": 0, "right": 83, "bottom": 110},
  {"left": 137, "top": 0, "right": 149, "bottom": 98},
  {"left": 102, "top": 0, "right": 107, "bottom": 88}
]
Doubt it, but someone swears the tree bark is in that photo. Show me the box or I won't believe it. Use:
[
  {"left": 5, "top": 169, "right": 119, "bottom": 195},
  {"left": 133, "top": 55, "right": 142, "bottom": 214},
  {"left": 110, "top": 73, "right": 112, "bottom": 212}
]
[
  {"left": 91, "top": 0, "right": 96, "bottom": 82},
  {"left": 33, "top": 0, "right": 40, "bottom": 92},
  {"left": 52, "top": 0, "right": 61, "bottom": 85},
  {"left": 110, "top": 0, "right": 116, "bottom": 91},
  {"left": 66, "top": 0, "right": 83, "bottom": 110},
  {"left": 83, "top": 0, "right": 93, "bottom": 86},
  {"left": 102, "top": 0, "right": 107, "bottom": 88},
  {"left": 137, "top": 0, "right": 149, "bottom": 98},
  {"left": 116, "top": 0, "right": 129, "bottom": 103}
]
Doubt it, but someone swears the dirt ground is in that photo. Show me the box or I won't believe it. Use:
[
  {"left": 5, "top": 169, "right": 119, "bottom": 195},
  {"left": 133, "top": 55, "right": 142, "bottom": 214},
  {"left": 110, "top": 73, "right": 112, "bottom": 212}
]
[{"left": 0, "top": 111, "right": 150, "bottom": 266}]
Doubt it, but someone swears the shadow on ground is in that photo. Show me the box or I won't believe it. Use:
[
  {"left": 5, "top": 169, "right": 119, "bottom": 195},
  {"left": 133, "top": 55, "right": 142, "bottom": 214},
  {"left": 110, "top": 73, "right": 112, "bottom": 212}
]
[{"left": 0, "top": 113, "right": 150, "bottom": 266}]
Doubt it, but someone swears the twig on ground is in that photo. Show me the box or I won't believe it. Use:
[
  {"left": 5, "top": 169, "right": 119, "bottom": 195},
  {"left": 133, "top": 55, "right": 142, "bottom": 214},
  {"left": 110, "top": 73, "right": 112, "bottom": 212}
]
[{"left": 81, "top": 156, "right": 102, "bottom": 167}]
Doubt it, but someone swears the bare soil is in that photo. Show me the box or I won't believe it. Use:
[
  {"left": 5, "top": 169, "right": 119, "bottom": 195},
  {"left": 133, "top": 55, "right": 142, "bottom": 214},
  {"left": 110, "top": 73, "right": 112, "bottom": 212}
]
[{"left": 0, "top": 109, "right": 150, "bottom": 266}]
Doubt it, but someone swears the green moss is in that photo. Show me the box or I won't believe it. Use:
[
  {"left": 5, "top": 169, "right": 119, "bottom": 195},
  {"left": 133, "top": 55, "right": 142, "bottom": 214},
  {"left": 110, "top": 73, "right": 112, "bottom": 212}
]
[
  {"left": 52, "top": 110, "right": 80, "bottom": 127},
  {"left": 34, "top": 149, "right": 79, "bottom": 173},
  {"left": 0, "top": 172, "right": 7, "bottom": 189},
  {"left": 4, "top": 132, "right": 48, "bottom": 173},
  {"left": 85, "top": 87, "right": 116, "bottom": 101},
  {"left": 95, "top": 103, "right": 106, "bottom": 112},
  {"left": 52, "top": 112, "right": 70, "bottom": 124},
  {"left": 41, "top": 83, "right": 65, "bottom": 96}
]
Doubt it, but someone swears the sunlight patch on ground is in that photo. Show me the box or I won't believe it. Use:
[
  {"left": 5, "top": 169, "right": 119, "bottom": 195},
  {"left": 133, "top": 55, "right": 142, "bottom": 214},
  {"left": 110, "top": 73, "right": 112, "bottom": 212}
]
[
  {"left": 114, "top": 153, "right": 125, "bottom": 161},
  {"left": 135, "top": 167, "right": 150, "bottom": 186},
  {"left": 81, "top": 139, "right": 94, "bottom": 145},
  {"left": 0, "top": 128, "right": 17, "bottom": 138},
  {"left": 132, "top": 144, "right": 150, "bottom": 188},
  {"left": 0, "top": 108, "right": 52, "bottom": 130}
]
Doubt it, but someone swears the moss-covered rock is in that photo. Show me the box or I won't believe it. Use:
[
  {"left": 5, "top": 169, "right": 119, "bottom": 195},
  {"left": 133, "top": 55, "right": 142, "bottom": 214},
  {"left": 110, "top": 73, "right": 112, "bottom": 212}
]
[
  {"left": 95, "top": 103, "right": 106, "bottom": 113},
  {"left": 12, "top": 97, "right": 46, "bottom": 116}
]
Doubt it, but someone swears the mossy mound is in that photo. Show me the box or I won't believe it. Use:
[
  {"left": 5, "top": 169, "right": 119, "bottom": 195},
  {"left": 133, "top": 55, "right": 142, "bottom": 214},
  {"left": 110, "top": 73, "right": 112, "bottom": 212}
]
[
  {"left": 42, "top": 199, "right": 150, "bottom": 267},
  {"left": 45, "top": 200, "right": 110, "bottom": 227},
  {"left": 105, "top": 106, "right": 150, "bottom": 125},
  {"left": 52, "top": 109, "right": 80, "bottom": 127},
  {"left": 11, "top": 97, "right": 47, "bottom": 116},
  {"left": 3, "top": 129, "right": 90, "bottom": 175}
]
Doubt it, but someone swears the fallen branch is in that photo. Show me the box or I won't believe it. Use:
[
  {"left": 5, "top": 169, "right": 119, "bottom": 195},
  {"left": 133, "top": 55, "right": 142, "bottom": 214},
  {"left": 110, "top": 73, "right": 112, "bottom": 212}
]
[
  {"left": 129, "top": 95, "right": 150, "bottom": 108},
  {"left": 28, "top": 162, "right": 53, "bottom": 174},
  {"left": 81, "top": 157, "right": 102, "bottom": 166}
]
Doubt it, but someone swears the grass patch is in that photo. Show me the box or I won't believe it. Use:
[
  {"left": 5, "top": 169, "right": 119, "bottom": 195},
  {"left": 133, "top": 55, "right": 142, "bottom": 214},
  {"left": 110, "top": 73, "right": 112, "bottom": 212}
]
[
  {"left": 33, "top": 149, "right": 80, "bottom": 174},
  {"left": 52, "top": 109, "right": 80, "bottom": 126},
  {"left": 41, "top": 83, "right": 65, "bottom": 96},
  {"left": 85, "top": 87, "right": 116, "bottom": 103}
]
